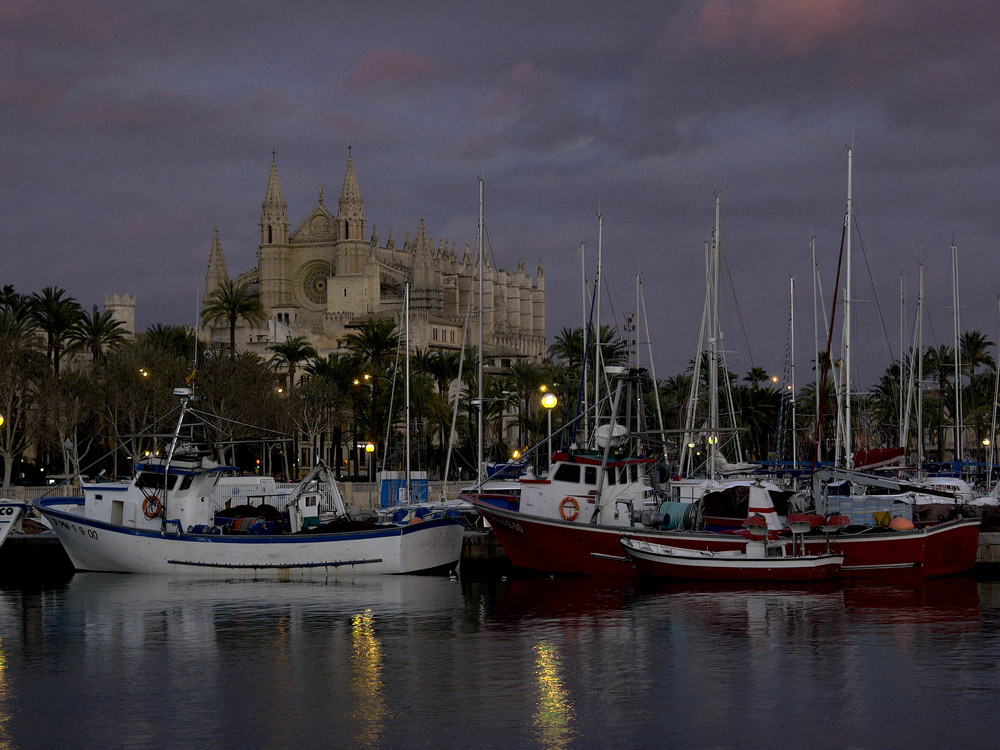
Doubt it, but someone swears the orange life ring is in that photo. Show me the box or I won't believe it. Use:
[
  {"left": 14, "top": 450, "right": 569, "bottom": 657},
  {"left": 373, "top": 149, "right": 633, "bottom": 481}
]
[
  {"left": 142, "top": 495, "right": 163, "bottom": 519},
  {"left": 559, "top": 496, "right": 580, "bottom": 521}
]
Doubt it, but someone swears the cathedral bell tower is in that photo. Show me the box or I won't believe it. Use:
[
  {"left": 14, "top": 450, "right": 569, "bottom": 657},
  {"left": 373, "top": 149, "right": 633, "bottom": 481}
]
[
  {"left": 260, "top": 156, "right": 289, "bottom": 245},
  {"left": 257, "top": 156, "right": 292, "bottom": 309},
  {"left": 337, "top": 152, "right": 365, "bottom": 242}
]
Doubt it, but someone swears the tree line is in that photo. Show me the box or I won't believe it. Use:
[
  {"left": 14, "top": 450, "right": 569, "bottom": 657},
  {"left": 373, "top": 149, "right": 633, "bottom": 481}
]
[{"left": 2, "top": 283, "right": 996, "bottom": 487}]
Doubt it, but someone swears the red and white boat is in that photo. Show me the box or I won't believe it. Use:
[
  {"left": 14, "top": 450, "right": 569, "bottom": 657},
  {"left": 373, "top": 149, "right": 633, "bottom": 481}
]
[
  {"left": 619, "top": 536, "right": 844, "bottom": 582},
  {"left": 466, "top": 367, "right": 980, "bottom": 579}
]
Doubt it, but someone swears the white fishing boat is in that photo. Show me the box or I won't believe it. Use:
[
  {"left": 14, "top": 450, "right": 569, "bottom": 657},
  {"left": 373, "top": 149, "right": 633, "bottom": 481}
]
[
  {"left": 620, "top": 536, "right": 844, "bottom": 582},
  {"left": 36, "top": 388, "right": 464, "bottom": 577}
]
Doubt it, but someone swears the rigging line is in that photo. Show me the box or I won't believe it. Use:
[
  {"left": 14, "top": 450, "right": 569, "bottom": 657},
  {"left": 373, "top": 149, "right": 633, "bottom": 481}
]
[
  {"left": 812, "top": 218, "right": 849, "bottom": 470},
  {"left": 573, "top": 273, "right": 600, "bottom": 445},
  {"left": 853, "top": 215, "right": 895, "bottom": 365},
  {"left": 723, "top": 255, "right": 753, "bottom": 370},
  {"left": 481, "top": 221, "right": 514, "bottom": 329}
]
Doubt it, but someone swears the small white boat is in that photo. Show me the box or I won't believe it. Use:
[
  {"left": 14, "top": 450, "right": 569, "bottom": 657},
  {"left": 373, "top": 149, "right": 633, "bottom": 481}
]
[
  {"left": 36, "top": 388, "right": 464, "bottom": 577},
  {"left": 620, "top": 537, "right": 844, "bottom": 582}
]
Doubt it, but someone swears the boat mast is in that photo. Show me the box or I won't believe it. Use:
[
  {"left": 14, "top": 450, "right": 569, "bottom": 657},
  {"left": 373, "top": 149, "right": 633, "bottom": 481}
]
[
  {"left": 709, "top": 195, "right": 720, "bottom": 481},
  {"left": 477, "top": 177, "right": 484, "bottom": 488},
  {"left": 790, "top": 276, "right": 797, "bottom": 472},
  {"left": 811, "top": 235, "right": 821, "bottom": 463},
  {"left": 952, "top": 241, "right": 963, "bottom": 465},
  {"left": 988, "top": 295, "right": 1000, "bottom": 490},
  {"left": 917, "top": 264, "right": 925, "bottom": 476},
  {"left": 405, "top": 281, "right": 411, "bottom": 503},
  {"left": 899, "top": 273, "right": 906, "bottom": 448},
  {"left": 843, "top": 146, "right": 853, "bottom": 469},
  {"left": 639, "top": 274, "right": 667, "bottom": 447},
  {"left": 580, "top": 242, "right": 588, "bottom": 445},
  {"left": 594, "top": 211, "right": 604, "bottom": 443}
]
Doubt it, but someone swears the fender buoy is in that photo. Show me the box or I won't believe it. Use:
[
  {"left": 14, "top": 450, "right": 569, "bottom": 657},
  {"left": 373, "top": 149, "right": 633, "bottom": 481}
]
[
  {"left": 142, "top": 495, "right": 163, "bottom": 519},
  {"left": 560, "top": 496, "right": 580, "bottom": 521}
]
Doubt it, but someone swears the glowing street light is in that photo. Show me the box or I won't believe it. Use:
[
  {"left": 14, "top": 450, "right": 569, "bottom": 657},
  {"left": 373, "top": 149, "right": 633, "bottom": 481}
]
[{"left": 541, "top": 392, "right": 558, "bottom": 472}]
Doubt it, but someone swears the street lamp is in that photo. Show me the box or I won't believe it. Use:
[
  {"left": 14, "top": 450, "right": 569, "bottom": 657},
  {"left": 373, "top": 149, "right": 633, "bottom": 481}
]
[
  {"left": 541, "top": 392, "right": 558, "bottom": 472},
  {"left": 366, "top": 442, "right": 375, "bottom": 507}
]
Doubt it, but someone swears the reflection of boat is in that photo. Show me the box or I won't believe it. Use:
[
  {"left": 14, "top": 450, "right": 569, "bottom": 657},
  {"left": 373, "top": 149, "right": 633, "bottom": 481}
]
[
  {"left": 36, "top": 388, "right": 464, "bottom": 577},
  {"left": 620, "top": 537, "right": 844, "bottom": 582}
]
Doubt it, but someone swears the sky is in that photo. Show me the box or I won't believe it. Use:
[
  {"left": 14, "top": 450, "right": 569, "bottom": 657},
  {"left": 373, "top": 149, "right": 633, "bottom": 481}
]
[{"left": 2, "top": 0, "right": 999, "bottom": 388}]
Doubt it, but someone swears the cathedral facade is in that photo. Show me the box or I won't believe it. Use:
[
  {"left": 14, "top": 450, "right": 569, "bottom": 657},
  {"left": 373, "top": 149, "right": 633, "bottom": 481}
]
[{"left": 201, "top": 156, "right": 546, "bottom": 362}]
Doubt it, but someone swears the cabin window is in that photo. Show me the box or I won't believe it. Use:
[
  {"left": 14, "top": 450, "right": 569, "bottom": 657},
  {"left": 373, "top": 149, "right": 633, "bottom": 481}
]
[
  {"left": 607, "top": 469, "right": 616, "bottom": 486},
  {"left": 553, "top": 464, "right": 580, "bottom": 483},
  {"left": 137, "top": 472, "right": 177, "bottom": 490},
  {"left": 180, "top": 476, "right": 193, "bottom": 491},
  {"left": 630, "top": 464, "right": 638, "bottom": 482},
  {"left": 584, "top": 466, "right": 597, "bottom": 485}
]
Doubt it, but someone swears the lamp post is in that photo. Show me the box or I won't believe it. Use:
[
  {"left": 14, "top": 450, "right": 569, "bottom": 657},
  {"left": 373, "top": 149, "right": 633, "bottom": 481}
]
[
  {"left": 541, "top": 392, "right": 558, "bottom": 472},
  {"left": 366, "top": 442, "right": 375, "bottom": 508}
]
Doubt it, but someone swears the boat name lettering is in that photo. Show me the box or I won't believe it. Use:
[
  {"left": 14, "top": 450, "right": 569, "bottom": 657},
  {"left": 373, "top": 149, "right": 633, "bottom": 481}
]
[
  {"left": 0, "top": 506, "right": 14, "bottom": 516},
  {"left": 497, "top": 518, "right": 523, "bottom": 533}
]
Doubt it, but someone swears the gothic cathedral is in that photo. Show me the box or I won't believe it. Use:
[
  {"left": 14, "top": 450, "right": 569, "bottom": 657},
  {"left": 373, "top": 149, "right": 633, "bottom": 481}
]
[{"left": 201, "top": 155, "right": 546, "bottom": 361}]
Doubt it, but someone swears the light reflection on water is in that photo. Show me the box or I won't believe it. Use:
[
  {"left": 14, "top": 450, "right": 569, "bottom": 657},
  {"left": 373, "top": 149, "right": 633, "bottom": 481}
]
[
  {"left": 533, "top": 641, "right": 574, "bottom": 749},
  {"left": 0, "top": 573, "right": 997, "bottom": 749},
  {"left": 351, "top": 609, "right": 387, "bottom": 749}
]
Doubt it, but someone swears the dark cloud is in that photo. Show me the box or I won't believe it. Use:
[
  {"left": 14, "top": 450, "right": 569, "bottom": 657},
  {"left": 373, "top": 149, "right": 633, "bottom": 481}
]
[{"left": 1, "top": 0, "right": 997, "bottom": 383}]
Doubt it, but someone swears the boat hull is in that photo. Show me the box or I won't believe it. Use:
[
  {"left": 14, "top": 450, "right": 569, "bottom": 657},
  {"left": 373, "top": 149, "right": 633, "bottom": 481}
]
[
  {"left": 471, "top": 499, "right": 980, "bottom": 579},
  {"left": 621, "top": 540, "right": 843, "bottom": 582},
  {"left": 1, "top": 501, "right": 26, "bottom": 549},
  {"left": 37, "top": 500, "right": 464, "bottom": 576}
]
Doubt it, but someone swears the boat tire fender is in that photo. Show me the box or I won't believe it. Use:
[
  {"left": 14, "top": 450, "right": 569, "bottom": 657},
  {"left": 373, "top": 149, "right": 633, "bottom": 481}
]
[
  {"left": 560, "top": 496, "right": 580, "bottom": 521},
  {"left": 143, "top": 495, "right": 163, "bottom": 519}
]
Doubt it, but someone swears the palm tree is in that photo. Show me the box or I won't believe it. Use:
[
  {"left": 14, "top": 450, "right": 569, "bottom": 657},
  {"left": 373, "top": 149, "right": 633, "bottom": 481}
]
[
  {"left": 548, "top": 327, "right": 585, "bottom": 370},
  {"left": 144, "top": 323, "right": 196, "bottom": 360},
  {"left": 29, "top": 286, "right": 82, "bottom": 375},
  {"left": 344, "top": 319, "right": 399, "bottom": 459},
  {"left": 268, "top": 336, "right": 317, "bottom": 396},
  {"left": 960, "top": 330, "right": 996, "bottom": 388},
  {"left": 201, "top": 279, "right": 266, "bottom": 358},
  {"left": 744, "top": 367, "right": 770, "bottom": 390},
  {"left": 68, "top": 305, "right": 129, "bottom": 363},
  {"left": 925, "top": 344, "right": 955, "bottom": 460}
]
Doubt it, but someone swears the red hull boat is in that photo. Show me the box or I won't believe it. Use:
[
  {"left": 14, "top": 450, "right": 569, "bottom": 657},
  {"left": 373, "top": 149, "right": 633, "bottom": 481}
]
[{"left": 473, "top": 499, "right": 980, "bottom": 579}]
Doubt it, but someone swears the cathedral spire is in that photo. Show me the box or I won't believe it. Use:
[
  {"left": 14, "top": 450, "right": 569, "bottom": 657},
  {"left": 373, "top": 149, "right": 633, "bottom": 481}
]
[
  {"left": 337, "top": 151, "right": 365, "bottom": 241},
  {"left": 205, "top": 227, "right": 229, "bottom": 295},
  {"left": 260, "top": 158, "right": 288, "bottom": 245}
]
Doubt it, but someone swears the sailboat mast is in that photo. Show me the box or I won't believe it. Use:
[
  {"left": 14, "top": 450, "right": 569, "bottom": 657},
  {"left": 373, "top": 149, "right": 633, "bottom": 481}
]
[
  {"left": 899, "top": 273, "right": 906, "bottom": 448},
  {"left": 580, "top": 242, "right": 588, "bottom": 445},
  {"left": 988, "top": 295, "right": 999, "bottom": 490},
  {"left": 477, "top": 178, "right": 484, "bottom": 487},
  {"left": 917, "top": 264, "right": 925, "bottom": 475},
  {"left": 952, "top": 242, "right": 962, "bottom": 465},
  {"left": 405, "top": 282, "right": 411, "bottom": 502},
  {"left": 790, "top": 276, "right": 797, "bottom": 472},
  {"left": 594, "top": 211, "right": 603, "bottom": 440},
  {"left": 709, "top": 195, "right": 721, "bottom": 480},
  {"left": 811, "top": 235, "right": 821, "bottom": 463},
  {"left": 843, "top": 146, "right": 854, "bottom": 469}
]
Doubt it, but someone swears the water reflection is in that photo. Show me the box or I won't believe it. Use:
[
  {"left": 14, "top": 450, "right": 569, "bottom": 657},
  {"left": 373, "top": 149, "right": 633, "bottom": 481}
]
[
  {"left": 533, "top": 640, "right": 575, "bottom": 749},
  {"left": 350, "top": 609, "right": 387, "bottom": 749},
  {"left": 0, "top": 636, "right": 9, "bottom": 750}
]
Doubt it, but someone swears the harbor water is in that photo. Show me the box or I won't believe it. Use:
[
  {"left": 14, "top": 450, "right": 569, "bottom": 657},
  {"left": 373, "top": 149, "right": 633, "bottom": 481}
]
[{"left": 1, "top": 571, "right": 998, "bottom": 749}]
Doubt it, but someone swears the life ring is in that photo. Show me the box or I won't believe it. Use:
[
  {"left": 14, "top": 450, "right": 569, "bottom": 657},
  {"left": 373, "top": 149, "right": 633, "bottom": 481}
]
[
  {"left": 559, "top": 496, "right": 580, "bottom": 521},
  {"left": 142, "top": 495, "right": 163, "bottom": 519}
]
